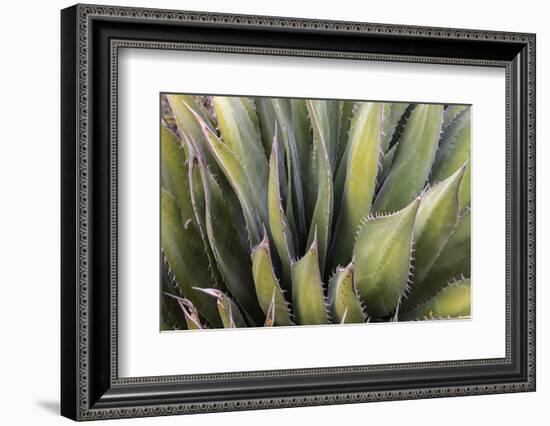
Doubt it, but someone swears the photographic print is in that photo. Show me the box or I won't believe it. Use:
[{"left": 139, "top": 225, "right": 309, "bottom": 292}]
[{"left": 160, "top": 94, "right": 471, "bottom": 331}]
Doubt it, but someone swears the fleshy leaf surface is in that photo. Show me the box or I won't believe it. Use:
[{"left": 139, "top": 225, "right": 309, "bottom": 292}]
[
  {"left": 160, "top": 125, "right": 194, "bottom": 223},
  {"left": 251, "top": 234, "right": 293, "bottom": 326},
  {"left": 407, "top": 165, "right": 466, "bottom": 301},
  {"left": 306, "top": 100, "right": 334, "bottom": 274},
  {"left": 194, "top": 288, "right": 247, "bottom": 328},
  {"left": 185, "top": 104, "right": 263, "bottom": 246},
  {"left": 381, "top": 103, "right": 409, "bottom": 153},
  {"left": 373, "top": 104, "right": 444, "bottom": 213},
  {"left": 271, "top": 99, "right": 308, "bottom": 244},
  {"left": 328, "top": 262, "right": 365, "bottom": 324},
  {"left": 268, "top": 138, "right": 296, "bottom": 288},
  {"left": 291, "top": 239, "right": 329, "bottom": 325},
  {"left": 192, "top": 157, "right": 264, "bottom": 325},
  {"left": 354, "top": 198, "right": 420, "bottom": 318},
  {"left": 213, "top": 96, "right": 269, "bottom": 227},
  {"left": 418, "top": 209, "right": 471, "bottom": 303},
  {"left": 431, "top": 108, "right": 471, "bottom": 213},
  {"left": 160, "top": 190, "right": 221, "bottom": 327},
  {"left": 400, "top": 279, "right": 471, "bottom": 321},
  {"left": 331, "top": 102, "right": 382, "bottom": 268}
]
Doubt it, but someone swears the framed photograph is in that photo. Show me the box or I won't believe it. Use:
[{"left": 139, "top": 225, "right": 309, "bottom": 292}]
[{"left": 61, "top": 3, "right": 536, "bottom": 421}]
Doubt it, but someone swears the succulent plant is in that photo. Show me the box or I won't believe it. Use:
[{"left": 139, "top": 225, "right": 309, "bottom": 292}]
[{"left": 160, "top": 94, "right": 471, "bottom": 330}]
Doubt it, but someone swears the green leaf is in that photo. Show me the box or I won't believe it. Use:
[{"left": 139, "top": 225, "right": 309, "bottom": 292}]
[
  {"left": 378, "top": 142, "right": 398, "bottom": 188},
  {"left": 268, "top": 138, "right": 296, "bottom": 289},
  {"left": 192, "top": 157, "right": 264, "bottom": 325},
  {"left": 179, "top": 298, "right": 204, "bottom": 330},
  {"left": 331, "top": 102, "right": 383, "bottom": 268},
  {"left": 381, "top": 103, "right": 409, "bottom": 153},
  {"left": 290, "top": 99, "right": 312, "bottom": 180},
  {"left": 251, "top": 234, "right": 293, "bottom": 326},
  {"left": 263, "top": 294, "right": 277, "bottom": 327},
  {"left": 328, "top": 262, "right": 366, "bottom": 324},
  {"left": 166, "top": 95, "right": 216, "bottom": 170},
  {"left": 305, "top": 100, "right": 335, "bottom": 274},
  {"left": 442, "top": 105, "right": 467, "bottom": 131},
  {"left": 431, "top": 107, "right": 471, "bottom": 213},
  {"left": 306, "top": 99, "right": 340, "bottom": 173},
  {"left": 373, "top": 104, "right": 444, "bottom": 213},
  {"left": 404, "top": 164, "right": 466, "bottom": 312},
  {"left": 183, "top": 102, "right": 263, "bottom": 246},
  {"left": 186, "top": 156, "right": 225, "bottom": 293},
  {"left": 213, "top": 96, "right": 269, "bottom": 227},
  {"left": 161, "top": 190, "right": 221, "bottom": 328},
  {"left": 254, "top": 97, "right": 277, "bottom": 155},
  {"left": 194, "top": 288, "right": 247, "bottom": 328},
  {"left": 399, "top": 278, "right": 471, "bottom": 321},
  {"left": 337, "top": 101, "right": 355, "bottom": 169},
  {"left": 291, "top": 238, "right": 329, "bottom": 325},
  {"left": 164, "top": 293, "right": 204, "bottom": 330},
  {"left": 161, "top": 263, "right": 187, "bottom": 330},
  {"left": 169, "top": 96, "right": 248, "bottom": 247},
  {"left": 417, "top": 209, "right": 471, "bottom": 303},
  {"left": 272, "top": 98, "right": 308, "bottom": 244},
  {"left": 160, "top": 125, "right": 194, "bottom": 224},
  {"left": 354, "top": 198, "right": 420, "bottom": 318}
]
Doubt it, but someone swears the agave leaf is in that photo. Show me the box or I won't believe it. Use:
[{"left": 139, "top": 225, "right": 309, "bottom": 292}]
[
  {"left": 337, "top": 101, "right": 355, "bottom": 168},
  {"left": 192, "top": 156, "right": 264, "bottom": 325},
  {"left": 160, "top": 125, "right": 195, "bottom": 223},
  {"left": 254, "top": 97, "right": 278, "bottom": 155},
  {"left": 166, "top": 95, "right": 216, "bottom": 169},
  {"left": 328, "top": 262, "right": 365, "bottom": 324},
  {"left": 271, "top": 98, "right": 307, "bottom": 244},
  {"left": 291, "top": 238, "right": 329, "bottom": 325},
  {"left": 373, "top": 104, "right": 444, "bottom": 213},
  {"left": 378, "top": 142, "right": 398, "bottom": 188},
  {"left": 251, "top": 234, "right": 293, "bottom": 326},
  {"left": 430, "top": 108, "right": 471, "bottom": 213},
  {"left": 331, "top": 102, "right": 383, "bottom": 268},
  {"left": 399, "top": 278, "right": 471, "bottom": 321},
  {"left": 306, "top": 99, "right": 340, "bottom": 173},
  {"left": 179, "top": 298, "right": 204, "bottom": 330},
  {"left": 268, "top": 138, "right": 296, "bottom": 288},
  {"left": 161, "top": 190, "right": 221, "bottom": 328},
  {"left": 442, "top": 105, "right": 468, "bottom": 131},
  {"left": 183, "top": 103, "right": 263, "bottom": 246},
  {"left": 306, "top": 100, "right": 335, "bottom": 274},
  {"left": 418, "top": 209, "right": 471, "bottom": 303},
  {"left": 263, "top": 293, "right": 277, "bottom": 327},
  {"left": 354, "top": 198, "right": 420, "bottom": 318},
  {"left": 164, "top": 293, "right": 204, "bottom": 330},
  {"left": 187, "top": 158, "right": 226, "bottom": 292},
  {"left": 161, "top": 264, "right": 187, "bottom": 330},
  {"left": 290, "top": 99, "right": 312, "bottom": 228},
  {"left": 194, "top": 288, "right": 247, "bottom": 328},
  {"left": 161, "top": 95, "right": 178, "bottom": 133},
  {"left": 213, "top": 96, "right": 269, "bottom": 226},
  {"left": 290, "top": 99, "right": 312, "bottom": 178},
  {"left": 241, "top": 97, "right": 261, "bottom": 131},
  {"left": 406, "top": 165, "right": 466, "bottom": 308},
  {"left": 167, "top": 96, "right": 247, "bottom": 247},
  {"left": 381, "top": 103, "right": 409, "bottom": 153}
]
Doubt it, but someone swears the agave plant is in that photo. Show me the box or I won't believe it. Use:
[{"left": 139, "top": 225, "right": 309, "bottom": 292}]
[{"left": 160, "top": 94, "right": 471, "bottom": 330}]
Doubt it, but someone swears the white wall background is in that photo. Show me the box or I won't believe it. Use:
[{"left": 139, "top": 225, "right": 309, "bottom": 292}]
[{"left": 0, "top": 0, "right": 546, "bottom": 424}]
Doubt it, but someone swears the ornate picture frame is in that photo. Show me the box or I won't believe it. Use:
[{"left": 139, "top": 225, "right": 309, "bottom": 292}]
[{"left": 61, "top": 4, "right": 535, "bottom": 421}]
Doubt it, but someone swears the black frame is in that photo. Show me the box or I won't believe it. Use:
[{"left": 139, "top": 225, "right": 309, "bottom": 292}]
[{"left": 61, "top": 4, "right": 536, "bottom": 421}]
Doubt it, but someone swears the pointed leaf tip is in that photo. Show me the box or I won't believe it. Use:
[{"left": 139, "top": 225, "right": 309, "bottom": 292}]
[
  {"left": 291, "top": 241, "right": 329, "bottom": 325},
  {"left": 353, "top": 197, "right": 419, "bottom": 318},
  {"left": 251, "top": 244, "right": 293, "bottom": 326},
  {"left": 328, "top": 261, "right": 365, "bottom": 324}
]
